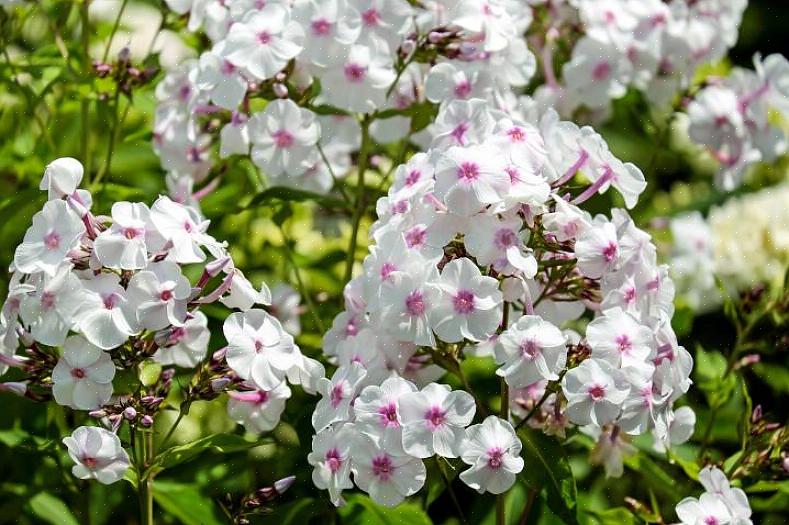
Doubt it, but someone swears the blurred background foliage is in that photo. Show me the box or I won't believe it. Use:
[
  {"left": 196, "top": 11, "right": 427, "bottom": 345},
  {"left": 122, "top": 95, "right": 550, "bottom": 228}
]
[{"left": 0, "top": 1, "right": 787, "bottom": 524}]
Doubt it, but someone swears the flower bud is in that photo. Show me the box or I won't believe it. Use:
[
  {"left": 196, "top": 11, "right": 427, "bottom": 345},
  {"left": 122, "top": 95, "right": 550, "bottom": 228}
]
[
  {"left": 751, "top": 405, "right": 762, "bottom": 424},
  {"left": 400, "top": 39, "right": 416, "bottom": 55},
  {"left": 273, "top": 475, "right": 296, "bottom": 495},
  {"left": 273, "top": 83, "right": 288, "bottom": 98},
  {"left": 0, "top": 381, "right": 27, "bottom": 397},
  {"left": 140, "top": 415, "right": 154, "bottom": 427},
  {"left": 211, "top": 377, "right": 232, "bottom": 392},
  {"left": 502, "top": 276, "right": 526, "bottom": 303},
  {"left": 123, "top": 407, "right": 137, "bottom": 420},
  {"left": 89, "top": 409, "right": 108, "bottom": 418}
]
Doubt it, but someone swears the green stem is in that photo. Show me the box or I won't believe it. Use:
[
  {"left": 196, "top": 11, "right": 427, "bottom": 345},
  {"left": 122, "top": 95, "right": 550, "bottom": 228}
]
[
  {"left": 280, "top": 224, "right": 326, "bottom": 333},
  {"left": 514, "top": 379, "right": 558, "bottom": 431},
  {"left": 435, "top": 458, "right": 467, "bottom": 525},
  {"left": 80, "top": 0, "right": 91, "bottom": 175},
  {"left": 102, "top": 0, "right": 129, "bottom": 63},
  {"left": 136, "top": 429, "right": 154, "bottom": 525},
  {"left": 317, "top": 142, "right": 351, "bottom": 203},
  {"left": 160, "top": 401, "right": 189, "bottom": 450},
  {"left": 343, "top": 116, "right": 372, "bottom": 284},
  {"left": 497, "top": 303, "right": 510, "bottom": 525}
]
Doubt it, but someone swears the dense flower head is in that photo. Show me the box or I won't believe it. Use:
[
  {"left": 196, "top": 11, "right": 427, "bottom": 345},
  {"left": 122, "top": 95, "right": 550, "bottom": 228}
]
[
  {"left": 686, "top": 54, "right": 789, "bottom": 190},
  {"left": 154, "top": 0, "right": 541, "bottom": 203},
  {"left": 305, "top": 92, "right": 692, "bottom": 507},
  {"left": 0, "top": 158, "right": 325, "bottom": 484},
  {"left": 531, "top": 0, "right": 748, "bottom": 119}
]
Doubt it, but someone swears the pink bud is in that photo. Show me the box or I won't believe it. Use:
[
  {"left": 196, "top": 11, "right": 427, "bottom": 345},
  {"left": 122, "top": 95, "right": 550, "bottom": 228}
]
[
  {"left": 123, "top": 407, "right": 137, "bottom": 420},
  {"left": 0, "top": 381, "right": 27, "bottom": 396},
  {"left": 273, "top": 83, "right": 288, "bottom": 98},
  {"left": 140, "top": 415, "right": 154, "bottom": 427}
]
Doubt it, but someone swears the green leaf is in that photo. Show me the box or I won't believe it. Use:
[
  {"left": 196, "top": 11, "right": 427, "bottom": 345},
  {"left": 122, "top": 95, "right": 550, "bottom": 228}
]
[
  {"left": 589, "top": 507, "right": 636, "bottom": 525},
  {"left": 517, "top": 427, "right": 578, "bottom": 525},
  {"left": 745, "top": 480, "right": 789, "bottom": 495},
  {"left": 152, "top": 481, "right": 225, "bottom": 525},
  {"left": 337, "top": 493, "right": 432, "bottom": 525},
  {"left": 243, "top": 186, "right": 349, "bottom": 211},
  {"left": 28, "top": 492, "right": 80, "bottom": 525},
  {"left": 752, "top": 363, "right": 789, "bottom": 394},
  {"left": 148, "top": 433, "right": 260, "bottom": 475},
  {"left": 265, "top": 497, "right": 327, "bottom": 524},
  {"left": 623, "top": 454, "right": 682, "bottom": 499}
]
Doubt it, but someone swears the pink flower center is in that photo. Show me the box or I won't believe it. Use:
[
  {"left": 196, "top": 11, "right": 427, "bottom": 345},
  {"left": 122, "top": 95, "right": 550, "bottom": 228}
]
[
  {"left": 82, "top": 456, "right": 97, "bottom": 468},
  {"left": 380, "top": 262, "right": 396, "bottom": 280},
  {"left": 616, "top": 334, "right": 633, "bottom": 355},
  {"left": 393, "top": 200, "right": 409, "bottom": 214},
  {"left": 507, "top": 127, "right": 525, "bottom": 143},
  {"left": 404, "top": 226, "right": 426, "bottom": 248},
  {"left": 624, "top": 287, "right": 636, "bottom": 303},
  {"left": 505, "top": 166, "right": 521, "bottom": 184},
  {"left": 43, "top": 230, "right": 61, "bottom": 250},
  {"left": 405, "top": 290, "right": 425, "bottom": 316},
  {"left": 704, "top": 517, "right": 719, "bottom": 525},
  {"left": 454, "top": 79, "right": 472, "bottom": 98},
  {"left": 377, "top": 402, "right": 399, "bottom": 427},
  {"left": 588, "top": 384, "right": 606, "bottom": 400},
  {"left": 257, "top": 31, "right": 272, "bottom": 45},
  {"left": 221, "top": 60, "right": 236, "bottom": 75},
  {"left": 451, "top": 122, "right": 469, "bottom": 145},
  {"left": 361, "top": 8, "right": 380, "bottom": 26},
  {"left": 520, "top": 339, "right": 540, "bottom": 360},
  {"left": 372, "top": 454, "right": 394, "bottom": 481},
  {"left": 592, "top": 62, "right": 612, "bottom": 81},
  {"left": 103, "top": 293, "right": 119, "bottom": 310},
  {"left": 273, "top": 129, "right": 295, "bottom": 149},
  {"left": 160, "top": 289, "right": 173, "bottom": 302},
  {"left": 425, "top": 406, "right": 446, "bottom": 430},
  {"left": 254, "top": 339, "right": 266, "bottom": 353},
  {"left": 311, "top": 18, "right": 332, "bottom": 36},
  {"left": 330, "top": 382, "right": 346, "bottom": 408},
  {"left": 487, "top": 447, "right": 504, "bottom": 469},
  {"left": 41, "top": 291, "right": 57, "bottom": 310},
  {"left": 169, "top": 326, "right": 186, "bottom": 344},
  {"left": 405, "top": 169, "right": 421, "bottom": 187},
  {"left": 494, "top": 228, "right": 518, "bottom": 249},
  {"left": 602, "top": 241, "right": 618, "bottom": 262},
  {"left": 344, "top": 63, "right": 366, "bottom": 83},
  {"left": 123, "top": 227, "right": 144, "bottom": 239},
  {"left": 184, "top": 221, "right": 194, "bottom": 233},
  {"left": 457, "top": 161, "right": 480, "bottom": 181},
  {"left": 325, "top": 448, "right": 342, "bottom": 473},
  {"left": 179, "top": 85, "right": 191, "bottom": 101},
  {"left": 71, "top": 368, "right": 86, "bottom": 379},
  {"left": 452, "top": 290, "right": 475, "bottom": 315}
]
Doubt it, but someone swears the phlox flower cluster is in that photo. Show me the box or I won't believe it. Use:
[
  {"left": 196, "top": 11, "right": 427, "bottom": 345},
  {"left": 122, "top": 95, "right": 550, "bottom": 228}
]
[
  {"left": 686, "top": 54, "right": 789, "bottom": 190},
  {"left": 530, "top": 0, "right": 747, "bottom": 119},
  {"left": 306, "top": 94, "right": 693, "bottom": 506},
  {"left": 674, "top": 466, "right": 753, "bottom": 525},
  {"left": 0, "top": 158, "right": 323, "bottom": 483},
  {"left": 154, "top": 0, "right": 537, "bottom": 202}
]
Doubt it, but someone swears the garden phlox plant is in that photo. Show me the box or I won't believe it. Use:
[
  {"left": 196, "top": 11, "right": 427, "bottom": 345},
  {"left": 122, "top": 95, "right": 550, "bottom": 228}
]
[
  {"left": 154, "top": 0, "right": 537, "bottom": 202},
  {"left": 528, "top": 0, "right": 747, "bottom": 119},
  {"left": 304, "top": 92, "right": 700, "bottom": 507},
  {"left": 685, "top": 53, "right": 789, "bottom": 190},
  {"left": 0, "top": 157, "right": 324, "bottom": 483}
]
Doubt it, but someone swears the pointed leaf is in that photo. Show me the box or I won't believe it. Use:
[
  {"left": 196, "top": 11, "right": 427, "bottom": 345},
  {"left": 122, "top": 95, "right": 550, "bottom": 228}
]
[{"left": 517, "top": 427, "right": 578, "bottom": 525}]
